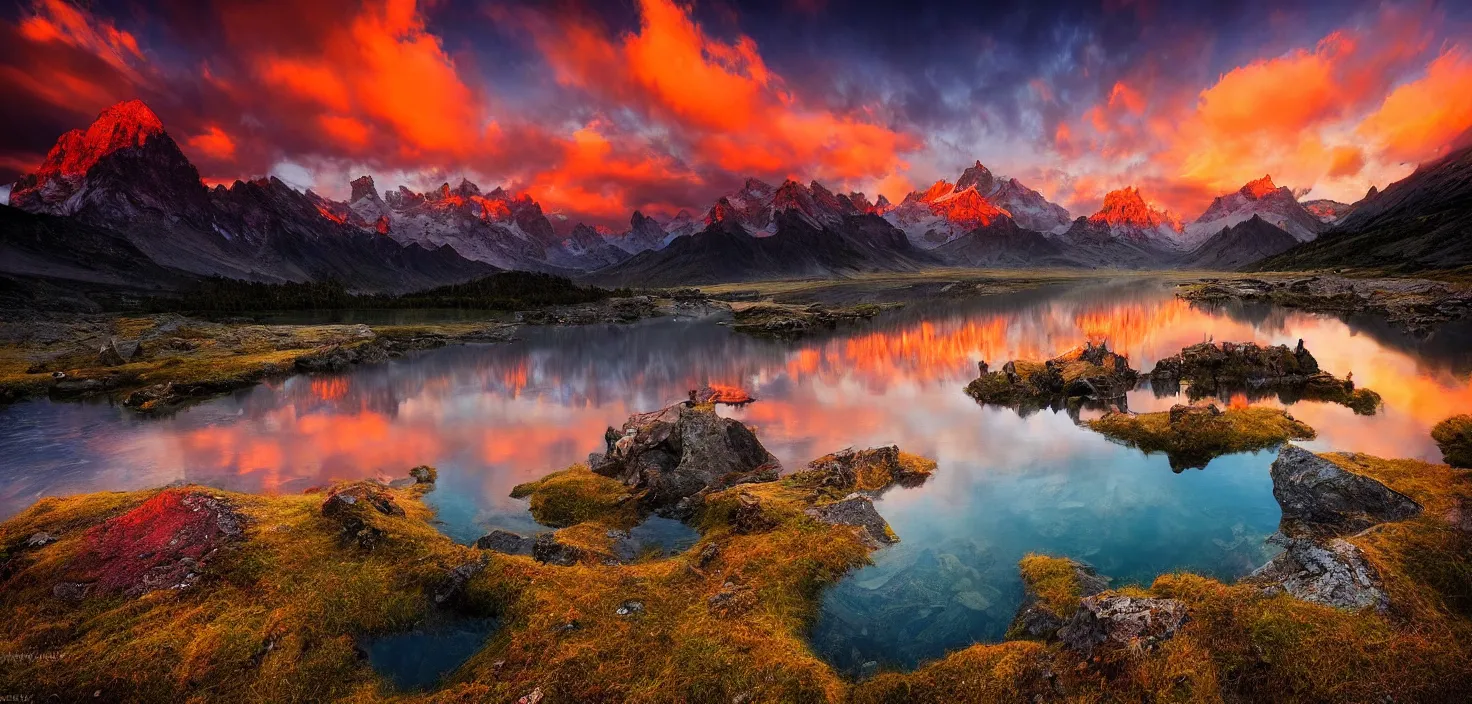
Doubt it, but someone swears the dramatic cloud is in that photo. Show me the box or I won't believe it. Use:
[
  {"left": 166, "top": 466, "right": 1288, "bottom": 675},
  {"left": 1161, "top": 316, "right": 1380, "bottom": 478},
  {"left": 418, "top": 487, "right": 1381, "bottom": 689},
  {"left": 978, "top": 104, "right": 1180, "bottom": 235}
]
[{"left": 1, "top": 0, "right": 1469, "bottom": 227}]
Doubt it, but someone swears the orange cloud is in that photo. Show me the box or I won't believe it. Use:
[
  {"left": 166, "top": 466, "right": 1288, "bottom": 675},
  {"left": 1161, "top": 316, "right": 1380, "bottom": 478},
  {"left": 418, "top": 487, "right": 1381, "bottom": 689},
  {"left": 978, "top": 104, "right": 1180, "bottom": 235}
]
[
  {"left": 1357, "top": 48, "right": 1472, "bottom": 163},
  {"left": 186, "top": 125, "right": 236, "bottom": 161},
  {"left": 526, "top": 0, "right": 916, "bottom": 188},
  {"left": 1325, "top": 145, "right": 1365, "bottom": 179}
]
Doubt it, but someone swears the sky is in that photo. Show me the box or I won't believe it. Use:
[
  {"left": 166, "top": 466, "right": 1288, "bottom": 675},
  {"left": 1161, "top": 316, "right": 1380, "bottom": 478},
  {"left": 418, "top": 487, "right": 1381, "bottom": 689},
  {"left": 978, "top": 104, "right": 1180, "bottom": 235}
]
[{"left": 2, "top": 0, "right": 1470, "bottom": 230}]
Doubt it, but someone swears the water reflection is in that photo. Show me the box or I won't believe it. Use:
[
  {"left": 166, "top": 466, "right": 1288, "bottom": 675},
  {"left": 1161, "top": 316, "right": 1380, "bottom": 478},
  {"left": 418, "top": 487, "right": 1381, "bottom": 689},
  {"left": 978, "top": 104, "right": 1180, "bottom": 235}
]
[{"left": 1, "top": 279, "right": 1469, "bottom": 670}]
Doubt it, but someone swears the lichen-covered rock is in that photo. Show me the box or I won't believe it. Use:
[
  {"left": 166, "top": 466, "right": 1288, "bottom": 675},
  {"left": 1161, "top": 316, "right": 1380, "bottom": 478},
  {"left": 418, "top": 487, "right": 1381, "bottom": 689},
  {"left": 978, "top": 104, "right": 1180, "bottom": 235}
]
[
  {"left": 804, "top": 494, "right": 896, "bottom": 547},
  {"left": 1271, "top": 445, "right": 1421, "bottom": 538},
  {"left": 72, "top": 489, "right": 244, "bottom": 598},
  {"left": 1250, "top": 535, "right": 1388, "bottom": 611},
  {"left": 408, "top": 465, "right": 438, "bottom": 484},
  {"left": 1057, "top": 595, "right": 1189, "bottom": 657},
  {"left": 1008, "top": 557, "right": 1110, "bottom": 640},
  {"left": 1432, "top": 414, "right": 1472, "bottom": 468},
  {"left": 476, "top": 529, "right": 533, "bottom": 555},
  {"left": 790, "top": 445, "right": 935, "bottom": 493},
  {"left": 967, "top": 341, "right": 1138, "bottom": 413},
  {"left": 589, "top": 402, "right": 779, "bottom": 513}
]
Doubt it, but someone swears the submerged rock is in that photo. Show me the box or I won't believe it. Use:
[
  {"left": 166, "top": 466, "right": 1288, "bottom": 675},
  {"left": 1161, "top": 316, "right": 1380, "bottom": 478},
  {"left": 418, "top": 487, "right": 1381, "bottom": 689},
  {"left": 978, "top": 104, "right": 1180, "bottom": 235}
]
[
  {"left": 967, "top": 341, "right": 1138, "bottom": 414},
  {"left": 1271, "top": 444, "right": 1421, "bottom": 538},
  {"left": 804, "top": 494, "right": 896, "bottom": 547},
  {"left": 1251, "top": 535, "right": 1389, "bottom": 611},
  {"left": 1057, "top": 595, "right": 1189, "bottom": 657},
  {"left": 588, "top": 402, "right": 779, "bottom": 514},
  {"left": 1432, "top": 414, "right": 1472, "bottom": 468}
]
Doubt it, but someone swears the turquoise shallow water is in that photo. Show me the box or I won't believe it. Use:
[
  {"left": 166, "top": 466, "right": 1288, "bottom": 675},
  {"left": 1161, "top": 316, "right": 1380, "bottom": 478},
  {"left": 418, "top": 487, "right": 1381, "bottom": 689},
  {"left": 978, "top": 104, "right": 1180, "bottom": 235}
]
[{"left": 1, "top": 279, "right": 1468, "bottom": 674}]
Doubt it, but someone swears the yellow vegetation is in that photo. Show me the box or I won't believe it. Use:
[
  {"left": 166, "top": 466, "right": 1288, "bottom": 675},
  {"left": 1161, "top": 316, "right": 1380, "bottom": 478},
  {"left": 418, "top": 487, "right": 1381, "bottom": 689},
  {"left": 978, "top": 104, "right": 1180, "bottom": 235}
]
[{"left": 1089, "top": 406, "right": 1316, "bottom": 470}]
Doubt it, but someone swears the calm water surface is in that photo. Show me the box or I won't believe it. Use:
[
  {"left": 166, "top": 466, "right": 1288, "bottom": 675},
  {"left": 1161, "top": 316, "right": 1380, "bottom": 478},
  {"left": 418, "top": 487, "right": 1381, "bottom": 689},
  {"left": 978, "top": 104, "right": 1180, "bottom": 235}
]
[{"left": 3, "top": 279, "right": 1470, "bottom": 673}]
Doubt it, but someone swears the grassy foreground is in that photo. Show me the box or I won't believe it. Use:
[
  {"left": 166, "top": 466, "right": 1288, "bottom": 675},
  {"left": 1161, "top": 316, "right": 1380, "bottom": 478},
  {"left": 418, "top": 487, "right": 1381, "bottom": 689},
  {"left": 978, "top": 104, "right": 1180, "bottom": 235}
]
[{"left": 2, "top": 447, "right": 1470, "bottom": 702}]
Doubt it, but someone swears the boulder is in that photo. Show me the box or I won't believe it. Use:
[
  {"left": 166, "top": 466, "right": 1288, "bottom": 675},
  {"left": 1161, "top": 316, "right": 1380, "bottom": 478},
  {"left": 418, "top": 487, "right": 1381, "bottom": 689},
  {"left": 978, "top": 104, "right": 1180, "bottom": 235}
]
[
  {"left": 476, "top": 529, "right": 533, "bottom": 555},
  {"left": 804, "top": 494, "right": 896, "bottom": 547},
  {"left": 1057, "top": 595, "right": 1189, "bottom": 657},
  {"left": 408, "top": 465, "right": 438, "bottom": 484},
  {"left": 1250, "top": 534, "right": 1388, "bottom": 611},
  {"left": 588, "top": 402, "right": 779, "bottom": 513},
  {"left": 432, "top": 556, "right": 487, "bottom": 606},
  {"left": 98, "top": 337, "right": 142, "bottom": 366},
  {"left": 1271, "top": 445, "right": 1421, "bottom": 538},
  {"left": 1149, "top": 340, "right": 1318, "bottom": 386}
]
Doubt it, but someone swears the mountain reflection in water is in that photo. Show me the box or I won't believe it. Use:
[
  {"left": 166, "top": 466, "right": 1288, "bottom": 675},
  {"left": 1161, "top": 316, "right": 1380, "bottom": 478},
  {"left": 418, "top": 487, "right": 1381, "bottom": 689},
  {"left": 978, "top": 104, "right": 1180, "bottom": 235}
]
[{"left": 1, "top": 279, "right": 1469, "bottom": 669}]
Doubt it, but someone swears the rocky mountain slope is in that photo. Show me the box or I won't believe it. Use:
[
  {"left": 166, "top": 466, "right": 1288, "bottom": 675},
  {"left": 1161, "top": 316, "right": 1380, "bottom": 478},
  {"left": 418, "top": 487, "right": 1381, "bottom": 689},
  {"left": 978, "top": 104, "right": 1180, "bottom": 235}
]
[
  {"left": 1054, "top": 187, "right": 1184, "bottom": 267},
  {"left": 1179, "top": 215, "right": 1301, "bottom": 270},
  {"left": 590, "top": 210, "right": 933, "bottom": 286},
  {"left": 883, "top": 162, "right": 1071, "bottom": 248},
  {"left": 1253, "top": 145, "right": 1472, "bottom": 272},
  {"left": 1183, "top": 176, "right": 1325, "bottom": 246},
  {"left": 8, "top": 101, "right": 497, "bottom": 293}
]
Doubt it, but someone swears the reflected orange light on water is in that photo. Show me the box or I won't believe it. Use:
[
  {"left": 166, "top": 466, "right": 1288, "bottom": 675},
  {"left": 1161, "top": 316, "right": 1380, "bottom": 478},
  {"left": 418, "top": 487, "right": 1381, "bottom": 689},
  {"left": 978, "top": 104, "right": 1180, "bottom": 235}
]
[{"left": 100, "top": 290, "right": 1468, "bottom": 513}]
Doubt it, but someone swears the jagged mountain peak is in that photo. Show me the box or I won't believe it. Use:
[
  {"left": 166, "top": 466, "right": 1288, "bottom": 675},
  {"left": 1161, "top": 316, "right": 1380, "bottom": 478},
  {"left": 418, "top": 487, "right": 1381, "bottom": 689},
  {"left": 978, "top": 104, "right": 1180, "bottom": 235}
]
[
  {"left": 955, "top": 161, "right": 996, "bottom": 193},
  {"left": 1240, "top": 175, "right": 1279, "bottom": 199},
  {"left": 1186, "top": 174, "right": 1324, "bottom": 245},
  {"left": 1090, "top": 187, "right": 1179, "bottom": 231},
  {"left": 9, "top": 99, "right": 177, "bottom": 213},
  {"left": 350, "top": 175, "right": 380, "bottom": 203}
]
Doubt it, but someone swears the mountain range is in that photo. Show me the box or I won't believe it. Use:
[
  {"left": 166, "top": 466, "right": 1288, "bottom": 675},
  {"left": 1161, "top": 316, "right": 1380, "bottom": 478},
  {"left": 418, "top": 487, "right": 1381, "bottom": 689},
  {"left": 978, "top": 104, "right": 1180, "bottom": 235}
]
[{"left": 3, "top": 99, "right": 1467, "bottom": 296}]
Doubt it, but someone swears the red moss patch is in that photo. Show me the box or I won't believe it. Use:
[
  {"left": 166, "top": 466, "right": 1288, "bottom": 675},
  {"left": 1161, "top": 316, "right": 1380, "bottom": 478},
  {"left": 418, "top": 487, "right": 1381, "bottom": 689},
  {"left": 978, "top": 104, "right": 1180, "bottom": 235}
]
[{"left": 80, "top": 489, "right": 244, "bottom": 597}]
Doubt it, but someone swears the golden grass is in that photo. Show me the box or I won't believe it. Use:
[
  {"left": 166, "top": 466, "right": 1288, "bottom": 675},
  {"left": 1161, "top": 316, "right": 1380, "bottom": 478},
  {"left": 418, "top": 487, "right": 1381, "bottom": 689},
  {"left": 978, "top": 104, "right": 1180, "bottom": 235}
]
[
  {"left": 1016, "top": 554, "right": 1087, "bottom": 619},
  {"left": 509, "top": 465, "right": 639, "bottom": 530},
  {"left": 3, "top": 448, "right": 1469, "bottom": 702}
]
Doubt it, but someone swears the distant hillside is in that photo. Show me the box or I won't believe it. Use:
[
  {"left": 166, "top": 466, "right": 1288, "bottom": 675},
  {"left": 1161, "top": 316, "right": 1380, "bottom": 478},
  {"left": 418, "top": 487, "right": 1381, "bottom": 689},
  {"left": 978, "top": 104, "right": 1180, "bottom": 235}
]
[
  {"left": 932, "top": 218, "right": 1078, "bottom": 267},
  {"left": 1180, "top": 215, "right": 1300, "bottom": 270},
  {"left": 590, "top": 212, "right": 934, "bottom": 286},
  {"left": 1253, "top": 145, "right": 1472, "bottom": 272}
]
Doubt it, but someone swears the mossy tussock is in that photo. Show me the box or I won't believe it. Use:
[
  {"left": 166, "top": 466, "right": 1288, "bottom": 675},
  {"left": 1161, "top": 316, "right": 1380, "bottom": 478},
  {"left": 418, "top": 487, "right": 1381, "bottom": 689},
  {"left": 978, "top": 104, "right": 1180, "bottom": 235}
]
[
  {"left": 1432, "top": 414, "right": 1472, "bottom": 468},
  {"left": 509, "top": 464, "right": 639, "bottom": 530},
  {"left": 1088, "top": 404, "right": 1316, "bottom": 471}
]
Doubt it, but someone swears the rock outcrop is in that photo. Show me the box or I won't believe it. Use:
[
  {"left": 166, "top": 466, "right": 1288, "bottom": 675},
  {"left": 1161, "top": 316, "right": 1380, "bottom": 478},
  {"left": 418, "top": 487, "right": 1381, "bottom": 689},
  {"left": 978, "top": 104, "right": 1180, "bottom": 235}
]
[
  {"left": 476, "top": 529, "right": 533, "bottom": 555},
  {"left": 589, "top": 402, "right": 778, "bottom": 514},
  {"left": 1057, "top": 595, "right": 1189, "bottom": 657},
  {"left": 803, "top": 494, "right": 896, "bottom": 547},
  {"left": 1251, "top": 445, "right": 1423, "bottom": 611},
  {"left": 1251, "top": 535, "right": 1389, "bottom": 611},
  {"left": 1008, "top": 557, "right": 1110, "bottom": 640},
  {"left": 1270, "top": 444, "right": 1420, "bottom": 538},
  {"left": 321, "top": 482, "right": 405, "bottom": 550},
  {"left": 790, "top": 445, "right": 935, "bottom": 493},
  {"left": 967, "top": 341, "right": 1138, "bottom": 414},
  {"left": 1148, "top": 340, "right": 1379, "bottom": 414}
]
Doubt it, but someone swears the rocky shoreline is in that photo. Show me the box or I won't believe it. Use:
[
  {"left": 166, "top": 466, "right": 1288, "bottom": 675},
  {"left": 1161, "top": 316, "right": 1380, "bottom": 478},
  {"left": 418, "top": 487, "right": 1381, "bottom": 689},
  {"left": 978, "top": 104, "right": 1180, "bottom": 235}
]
[
  {"left": 1176, "top": 274, "right": 1472, "bottom": 335},
  {"left": 2, "top": 394, "right": 1468, "bottom": 702}
]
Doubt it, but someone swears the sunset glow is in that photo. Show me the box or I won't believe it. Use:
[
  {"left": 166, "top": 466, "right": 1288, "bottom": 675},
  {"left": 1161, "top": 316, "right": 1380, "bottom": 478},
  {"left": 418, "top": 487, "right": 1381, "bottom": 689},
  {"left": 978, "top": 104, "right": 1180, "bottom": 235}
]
[{"left": 3, "top": 0, "right": 1468, "bottom": 226}]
